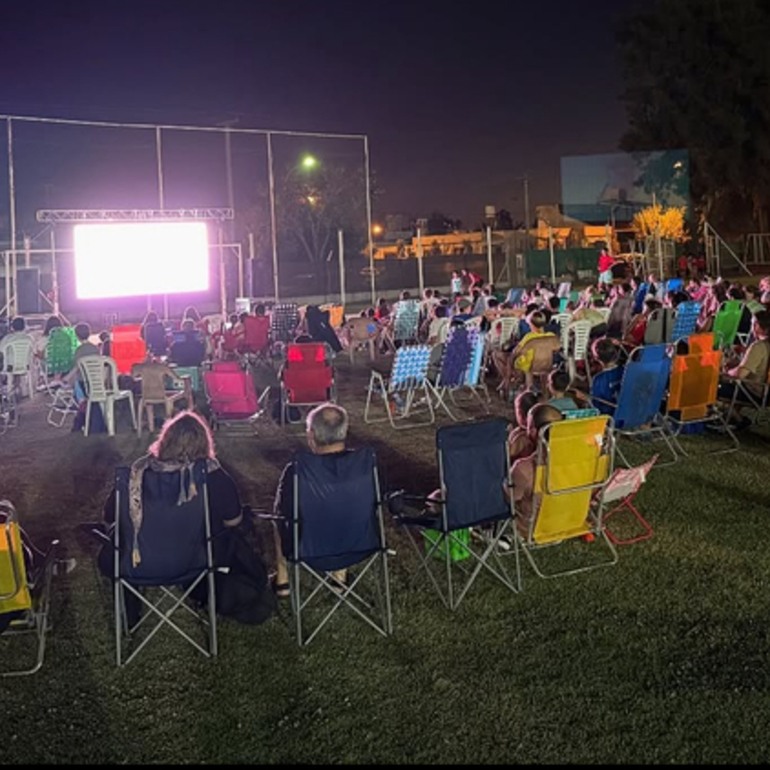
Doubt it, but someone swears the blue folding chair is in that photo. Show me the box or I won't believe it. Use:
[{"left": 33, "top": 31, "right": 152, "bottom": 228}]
[
  {"left": 506, "top": 288, "right": 525, "bottom": 307},
  {"left": 365, "top": 345, "right": 435, "bottom": 429},
  {"left": 633, "top": 283, "right": 649, "bottom": 315},
  {"left": 592, "top": 345, "right": 677, "bottom": 467},
  {"left": 670, "top": 301, "right": 701, "bottom": 342},
  {"left": 111, "top": 463, "right": 218, "bottom": 667},
  {"left": 280, "top": 449, "right": 392, "bottom": 646},
  {"left": 666, "top": 278, "right": 684, "bottom": 294},
  {"left": 430, "top": 327, "right": 490, "bottom": 420},
  {"left": 591, "top": 366, "right": 624, "bottom": 416},
  {"left": 390, "top": 419, "right": 520, "bottom": 610}
]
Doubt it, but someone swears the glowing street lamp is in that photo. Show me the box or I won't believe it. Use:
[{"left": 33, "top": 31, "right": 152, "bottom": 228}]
[
  {"left": 372, "top": 224, "right": 384, "bottom": 237},
  {"left": 301, "top": 154, "right": 319, "bottom": 171}
]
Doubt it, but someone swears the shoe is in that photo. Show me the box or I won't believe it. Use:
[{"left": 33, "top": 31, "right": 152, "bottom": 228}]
[{"left": 272, "top": 579, "right": 290, "bottom": 599}]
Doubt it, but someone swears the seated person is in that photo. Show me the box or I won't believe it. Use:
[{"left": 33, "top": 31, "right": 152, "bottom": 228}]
[
  {"left": 427, "top": 305, "right": 450, "bottom": 345},
  {"left": 96, "top": 411, "right": 273, "bottom": 625},
  {"left": 98, "top": 330, "right": 111, "bottom": 358},
  {"left": 132, "top": 359, "right": 193, "bottom": 422},
  {"left": 169, "top": 319, "right": 206, "bottom": 367},
  {"left": 588, "top": 336, "right": 622, "bottom": 378},
  {"left": 718, "top": 310, "right": 770, "bottom": 426},
  {"left": 509, "top": 404, "right": 564, "bottom": 535},
  {"left": 498, "top": 311, "right": 561, "bottom": 392},
  {"left": 65, "top": 323, "right": 101, "bottom": 390},
  {"left": 141, "top": 312, "right": 169, "bottom": 357},
  {"left": 624, "top": 298, "right": 663, "bottom": 349},
  {"left": 508, "top": 389, "right": 540, "bottom": 463},
  {"left": 305, "top": 305, "right": 343, "bottom": 354},
  {"left": 271, "top": 404, "right": 350, "bottom": 598},
  {"left": 547, "top": 369, "right": 580, "bottom": 413}
]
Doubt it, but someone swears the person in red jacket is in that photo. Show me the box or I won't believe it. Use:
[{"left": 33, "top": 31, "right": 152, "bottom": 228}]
[{"left": 597, "top": 248, "right": 616, "bottom": 287}]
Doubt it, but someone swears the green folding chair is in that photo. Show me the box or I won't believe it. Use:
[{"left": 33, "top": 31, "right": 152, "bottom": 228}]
[
  {"left": 46, "top": 327, "right": 78, "bottom": 377},
  {"left": 712, "top": 300, "right": 744, "bottom": 349}
]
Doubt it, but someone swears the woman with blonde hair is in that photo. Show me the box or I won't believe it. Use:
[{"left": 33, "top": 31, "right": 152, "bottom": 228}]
[{"left": 98, "top": 411, "right": 274, "bottom": 625}]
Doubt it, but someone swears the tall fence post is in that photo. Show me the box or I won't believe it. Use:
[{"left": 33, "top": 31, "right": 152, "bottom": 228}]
[
  {"left": 338, "top": 229, "right": 346, "bottom": 307},
  {"left": 417, "top": 227, "right": 425, "bottom": 297}
]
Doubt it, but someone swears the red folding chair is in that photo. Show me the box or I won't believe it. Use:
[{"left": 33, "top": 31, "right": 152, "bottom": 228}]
[
  {"left": 599, "top": 455, "right": 658, "bottom": 545},
  {"left": 203, "top": 365, "right": 268, "bottom": 431},
  {"left": 112, "top": 326, "right": 147, "bottom": 375},
  {"left": 280, "top": 343, "right": 335, "bottom": 425},
  {"left": 240, "top": 316, "right": 271, "bottom": 365}
]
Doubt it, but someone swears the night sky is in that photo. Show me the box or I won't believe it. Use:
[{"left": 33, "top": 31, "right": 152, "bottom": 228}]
[{"left": 0, "top": 0, "right": 650, "bottom": 228}]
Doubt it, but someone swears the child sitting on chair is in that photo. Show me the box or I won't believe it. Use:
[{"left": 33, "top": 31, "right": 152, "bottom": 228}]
[
  {"left": 547, "top": 370, "right": 581, "bottom": 414},
  {"left": 508, "top": 389, "right": 540, "bottom": 463},
  {"left": 509, "top": 403, "right": 564, "bottom": 535}
]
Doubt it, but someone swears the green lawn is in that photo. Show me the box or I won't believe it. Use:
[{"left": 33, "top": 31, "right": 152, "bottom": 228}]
[{"left": 1, "top": 357, "right": 769, "bottom": 764}]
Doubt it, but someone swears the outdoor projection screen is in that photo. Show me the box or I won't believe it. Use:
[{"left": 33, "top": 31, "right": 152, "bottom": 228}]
[{"left": 74, "top": 222, "right": 210, "bottom": 299}]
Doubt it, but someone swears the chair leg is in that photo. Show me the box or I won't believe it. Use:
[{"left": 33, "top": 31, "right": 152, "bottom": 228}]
[
  {"left": 84, "top": 400, "right": 92, "bottom": 436},
  {"left": 137, "top": 399, "right": 144, "bottom": 437}
]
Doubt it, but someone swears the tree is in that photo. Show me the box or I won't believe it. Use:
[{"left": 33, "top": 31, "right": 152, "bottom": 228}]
[
  {"left": 238, "top": 163, "right": 376, "bottom": 295},
  {"left": 633, "top": 204, "right": 688, "bottom": 242},
  {"left": 496, "top": 209, "right": 514, "bottom": 230},
  {"left": 617, "top": 0, "right": 770, "bottom": 233},
  {"left": 426, "top": 211, "right": 462, "bottom": 235}
]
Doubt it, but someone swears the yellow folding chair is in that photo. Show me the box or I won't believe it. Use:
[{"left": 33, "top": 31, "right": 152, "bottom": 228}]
[
  {"left": 665, "top": 333, "right": 739, "bottom": 456},
  {"left": 0, "top": 501, "right": 58, "bottom": 677},
  {"left": 519, "top": 414, "right": 618, "bottom": 579}
]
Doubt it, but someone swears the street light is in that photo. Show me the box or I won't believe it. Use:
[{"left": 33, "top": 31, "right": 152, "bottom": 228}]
[
  {"left": 372, "top": 224, "right": 384, "bottom": 236},
  {"left": 301, "top": 154, "right": 319, "bottom": 171}
]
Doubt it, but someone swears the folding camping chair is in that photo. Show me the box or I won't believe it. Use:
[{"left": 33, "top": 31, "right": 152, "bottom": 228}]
[
  {"left": 0, "top": 381, "right": 15, "bottom": 436},
  {"left": 267, "top": 448, "right": 392, "bottom": 646},
  {"left": 203, "top": 361, "right": 269, "bottom": 431},
  {"left": 279, "top": 342, "right": 335, "bottom": 426},
  {"left": 665, "top": 333, "right": 740, "bottom": 456},
  {"left": 78, "top": 355, "right": 138, "bottom": 436},
  {"left": 43, "top": 327, "right": 79, "bottom": 428},
  {"left": 240, "top": 315, "right": 271, "bottom": 366},
  {"left": 389, "top": 419, "right": 520, "bottom": 610},
  {"left": 712, "top": 300, "right": 744, "bottom": 350},
  {"left": 385, "top": 299, "right": 421, "bottom": 350},
  {"left": 364, "top": 345, "right": 435, "bottom": 429},
  {"left": 723, "top": 356, "right": 770, "bottom": 426},
  {"left": 518, "top": 414, "right": 618, "bottom": 579},
  {"left": 644, "top": 308, "right": 674, "bottom": 345},
  {"left": 506, "top": 288, "right": 525, "bottom": 306},
  {"left": 430, "top": 327, "right": 489, "bottom": 420},
  {"left": 270, "top": 303, "right": 300, "bottom": 345},
  {"left": 591, "top": 344, "right": 677, "bottom": 468},
  {"left": 600, "top": 455, "right": 658, "bottom": 546},
  {"left": 110, "top": 464, "right": 219, "bottom": 667},
  {"left": 670, "top": 301, "right": 701, "bottom": 342},
  {"left": 0, "top": 500, "right": 58, "bottom": 677},
  {"left": 111, "top": 325, "right": 147, "bottom": 376}
]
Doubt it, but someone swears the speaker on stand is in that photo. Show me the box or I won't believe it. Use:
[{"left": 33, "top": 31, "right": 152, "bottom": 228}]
[{"left": 16, "top": 268, "right": 41, "bottom": 314}]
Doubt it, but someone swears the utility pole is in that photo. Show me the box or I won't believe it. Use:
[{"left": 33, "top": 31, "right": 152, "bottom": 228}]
[{"left": 518, "top": 175, "right": 531, "bottom": 252}]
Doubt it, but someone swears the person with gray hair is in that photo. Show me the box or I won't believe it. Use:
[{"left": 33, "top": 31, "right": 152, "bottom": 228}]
[{"left": 271, "top": 403, "right": 350, "bottom": 597}]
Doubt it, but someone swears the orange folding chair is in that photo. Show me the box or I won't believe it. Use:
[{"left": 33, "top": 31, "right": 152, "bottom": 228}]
[{"left": 665, "top": 333, "right": 739, "bottom": 456}]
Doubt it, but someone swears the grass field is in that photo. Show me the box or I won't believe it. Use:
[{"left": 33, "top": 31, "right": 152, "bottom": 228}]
[{"left": 1, "top": 355, "right": 769, "bottom": 764}]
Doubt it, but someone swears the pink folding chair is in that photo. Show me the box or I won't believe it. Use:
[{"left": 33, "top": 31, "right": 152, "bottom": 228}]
[
  {"left": 599, "top": 455, "right": 658, "bottom": 545},
  {"left": 203, "top": 366, "right": 268, "bottom": 431}
]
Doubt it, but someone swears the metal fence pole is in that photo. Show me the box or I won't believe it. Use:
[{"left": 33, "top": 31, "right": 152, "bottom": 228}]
[
  {"left": 338, "top": 229, "right": 346, "bottom": 307},
  {"left": 267, "top": 133, "right": 280, "bottom": 302},
  {"left": 486, "top": 225, "right": 494, "bottom": 285},
  {"left": 50, "top": 229, "right": 60, "bottom": 316},
  {"left": 7, "top": 118, "right": 17, "bottom": 316},
  {"left": 364, "top": 136, "right": 376, "bottom": 306},
  {"left": 417, "top": 227, "right": 425, "bottom": 297}
]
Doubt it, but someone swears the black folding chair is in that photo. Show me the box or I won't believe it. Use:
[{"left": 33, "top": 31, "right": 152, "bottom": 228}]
[
  {"left": 111, "top": 463, "right": 219, "bottom": 667},
  {"left": 272, "top": 448, "right": 392, "bottom": 647},
  {"left": 390, "top": 419, "right": 521, "bottom": 611}
]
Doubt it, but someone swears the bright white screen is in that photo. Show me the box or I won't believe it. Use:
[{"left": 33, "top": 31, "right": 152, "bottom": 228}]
[{"left": 74, "top": 222, "right": 209, "bottom": 299}]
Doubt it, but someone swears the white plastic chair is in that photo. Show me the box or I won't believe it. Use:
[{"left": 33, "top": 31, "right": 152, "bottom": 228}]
[
  {"left": 553, "top": 313, "right": 573, "bottom": 352},
  {"left": 596, "top": 306, "right": 612, "bottom": 323},
  {"left": 567, "top": 320, "right": 593, "bottom": 381},
  {"left": 0, "top": 336, "right": 35, "bottom": 400},
  {"left": 78, "top": 355, "right": 137, "bottom": 436},
  {"left": 488, "top": 317, "right": 520, "bottom": 351}
]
